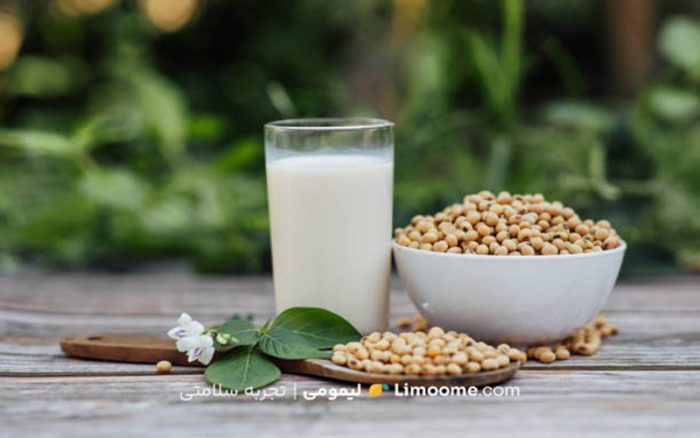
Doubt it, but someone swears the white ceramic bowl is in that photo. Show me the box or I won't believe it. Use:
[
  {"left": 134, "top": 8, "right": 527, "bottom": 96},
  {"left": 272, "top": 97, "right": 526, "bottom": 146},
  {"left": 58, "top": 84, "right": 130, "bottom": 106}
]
[{"left": 392, "top": 241, "right": 626, "bottom": 345}]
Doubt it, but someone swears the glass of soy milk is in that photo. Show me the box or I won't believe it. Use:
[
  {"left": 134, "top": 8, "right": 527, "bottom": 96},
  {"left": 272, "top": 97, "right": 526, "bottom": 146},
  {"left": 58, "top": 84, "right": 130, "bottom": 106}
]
[{"left": 265, "top": 118, "right": 394, "bottom": 333}]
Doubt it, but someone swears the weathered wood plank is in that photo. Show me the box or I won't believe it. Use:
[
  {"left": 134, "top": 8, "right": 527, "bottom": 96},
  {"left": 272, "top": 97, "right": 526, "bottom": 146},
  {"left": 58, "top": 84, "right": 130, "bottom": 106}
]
[
  {"left": 1, "top": 272, "right": 698, "bottom": 374},
  {"left": 0, "top": 274, "right": 698, "bottom": 317},
  {"left": 1, "top": 273, "right": 699, "bottom": 436},
  {"left": 2, "top": 371, "right": 699, "bottom": 437},
  {"left": 4, "top": 370, "right": 700, "bottom": 402},
  {"left": 606, "top": 276, "right": 700, "bottom": 312},
  {"left": 2, "top": 309, "right": 699, "bottom": 375},
  {"left": 5, "top": 404, "right": 697, "bottom": 438},
  {"left": 1, "top": 274, "right": 698, "bottom": 337}
]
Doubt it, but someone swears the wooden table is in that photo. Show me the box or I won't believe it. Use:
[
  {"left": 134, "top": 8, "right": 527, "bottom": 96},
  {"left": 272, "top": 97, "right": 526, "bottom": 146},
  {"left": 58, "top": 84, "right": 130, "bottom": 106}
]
[{"left": 1, "top": 272, "right": 699, "bottom": 436}]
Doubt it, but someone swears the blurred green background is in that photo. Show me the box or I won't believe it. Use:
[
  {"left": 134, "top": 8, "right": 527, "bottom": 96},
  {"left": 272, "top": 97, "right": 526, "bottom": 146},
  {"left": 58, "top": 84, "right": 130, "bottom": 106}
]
[{"left": 0, "top": 0, "right": 699, "bottom": 274}]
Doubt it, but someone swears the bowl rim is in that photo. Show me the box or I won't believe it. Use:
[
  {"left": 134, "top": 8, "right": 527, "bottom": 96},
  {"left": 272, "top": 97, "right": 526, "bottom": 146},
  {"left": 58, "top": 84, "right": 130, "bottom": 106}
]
[{"left": 392, "top": 239, "right": 626, "bottom": 261}]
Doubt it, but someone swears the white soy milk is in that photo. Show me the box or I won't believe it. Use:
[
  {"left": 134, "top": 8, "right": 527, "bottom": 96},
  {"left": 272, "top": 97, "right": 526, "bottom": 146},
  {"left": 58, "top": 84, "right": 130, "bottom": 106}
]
[{"left": 266, "top": 154, "right": 393, "bottom": 333}]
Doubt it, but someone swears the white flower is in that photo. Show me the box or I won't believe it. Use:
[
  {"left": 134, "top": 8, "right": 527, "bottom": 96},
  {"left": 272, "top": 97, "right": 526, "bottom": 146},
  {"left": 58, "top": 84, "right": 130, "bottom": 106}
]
[
  {"left": 167, "top": 313, "right": 215, "bottom": 365},
  {"left": 168, "top": 313, "right": 204, "bottom": 339},
  {"left": 181, "top": 334, "right": 215, "bottom": 365}
]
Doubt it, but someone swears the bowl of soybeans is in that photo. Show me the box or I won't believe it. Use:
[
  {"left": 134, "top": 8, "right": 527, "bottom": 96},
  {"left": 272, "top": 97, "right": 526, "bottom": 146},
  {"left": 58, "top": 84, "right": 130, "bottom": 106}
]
[{"left": 392, "top": 191, "right": 626, "bottom": 345}]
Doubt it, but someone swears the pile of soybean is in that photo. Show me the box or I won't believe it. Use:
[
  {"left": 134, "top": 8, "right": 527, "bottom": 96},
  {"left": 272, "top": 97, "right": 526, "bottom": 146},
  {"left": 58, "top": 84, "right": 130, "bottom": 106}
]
[
  {"left": 397, "top": 313, "right": 619, "bottom": 364},
  {"left": 331, "top": 327, "right": 526, "bottom": 376},
  {"left": 395, "top": 191, "right": 622, "bottom": 255},
  {"left": 331, "top": 315, "right": 620, "bottom": 376}
]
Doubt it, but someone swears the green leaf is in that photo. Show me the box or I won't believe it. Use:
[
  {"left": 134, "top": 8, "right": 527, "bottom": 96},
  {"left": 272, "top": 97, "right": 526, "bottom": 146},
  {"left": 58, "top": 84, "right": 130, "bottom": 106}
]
[
  {"left": 268, "top": 307, "right": 362, "bottom": 348},
  {"left": 543, "top": 100, "right": 615, "bottom": 132},
  {"left": 648, "top": 86, "right": 700, "bottom": 122},
  {"left": 466, "top": 31, "right": 502, "bottom": 114},
  {"left": 211, "top": 317, "right": 260, "bottom": 347},
  {"left": 205, "top": 346, "right": 280, "bottom": 391},
  {"left": 266, "top": 81, "right": 297, "bottom": 118},
  {"left": 659, "top": 16, "right": 700, "bottom": 80},
  {"left": 501, "top": 0, "right": 523, "bottom": 97},
  {"left": 258, "top": 329, "right": 330, "bottom": 360},
  {"left": 139, "top": 196, "right": 193, "bottom": 235},
  {"left": 258, "top": 307, "right": 361, "bottom": 359},
  {"left": 6, "top": 55, "right": 86, "bottom": 97},
  {"left": 485, "top": 135, "right": 511, "bottom": 192},
  {"left": 130, "top": 70, "right": 188, "bottom": 165},
  {"left": 213, "top": 137, "right": 264, "bottom": 174},
  {"left": 0, "top": 129, "right": 78, "bottom": 157},
  {"left": 78, "top": 169, "right": 147, "bottom": 211}
]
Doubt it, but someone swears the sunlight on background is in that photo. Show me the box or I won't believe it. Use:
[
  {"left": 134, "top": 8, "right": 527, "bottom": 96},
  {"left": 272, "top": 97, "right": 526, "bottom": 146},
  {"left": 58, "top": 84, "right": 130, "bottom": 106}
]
[
  {"left": 56, "top": 0, "right": 118, "bottom": 16},
  {"left": 140, "top": 0, "right": 200, "bottom": 32},
  {"left": 0, "top": 12, "right": 22, "bottom": 70},
  {"left": 391, "top": 0, "right": 427, "bottom": 45}
]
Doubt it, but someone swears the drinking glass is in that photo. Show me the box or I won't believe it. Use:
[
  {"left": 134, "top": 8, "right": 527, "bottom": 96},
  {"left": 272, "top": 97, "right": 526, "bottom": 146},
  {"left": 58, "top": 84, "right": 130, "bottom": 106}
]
[{"left": 265, "top": 118, "right": 394, "bottom": 333}]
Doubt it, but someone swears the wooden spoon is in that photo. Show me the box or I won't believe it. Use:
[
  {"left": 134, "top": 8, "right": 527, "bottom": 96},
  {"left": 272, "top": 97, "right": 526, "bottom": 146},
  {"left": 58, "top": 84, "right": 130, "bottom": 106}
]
[{"left": 60, "top": 334, "right": 519, "bottom": 387}]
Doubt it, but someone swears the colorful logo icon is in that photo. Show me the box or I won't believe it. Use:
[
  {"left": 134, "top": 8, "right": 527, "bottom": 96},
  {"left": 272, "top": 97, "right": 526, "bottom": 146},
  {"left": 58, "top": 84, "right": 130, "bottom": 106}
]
[{"left": 369, "top": 383, "right": 390, "bottom": 397}]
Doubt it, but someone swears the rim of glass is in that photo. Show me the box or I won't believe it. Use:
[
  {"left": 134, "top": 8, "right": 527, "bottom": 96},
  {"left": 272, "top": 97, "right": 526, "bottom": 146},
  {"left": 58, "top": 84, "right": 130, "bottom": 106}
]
[{"left": 265, "top": 117, "right": 393, "bottom": 131}]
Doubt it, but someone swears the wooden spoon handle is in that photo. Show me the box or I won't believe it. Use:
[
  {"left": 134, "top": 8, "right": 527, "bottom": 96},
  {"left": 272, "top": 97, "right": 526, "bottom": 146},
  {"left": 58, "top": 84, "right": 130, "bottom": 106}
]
[
  {"left": 60, "top": 334, "right": 519, "bottom": 387},
  {"left": 60, "top": 334, "right": 200, "bottom": 366}
]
